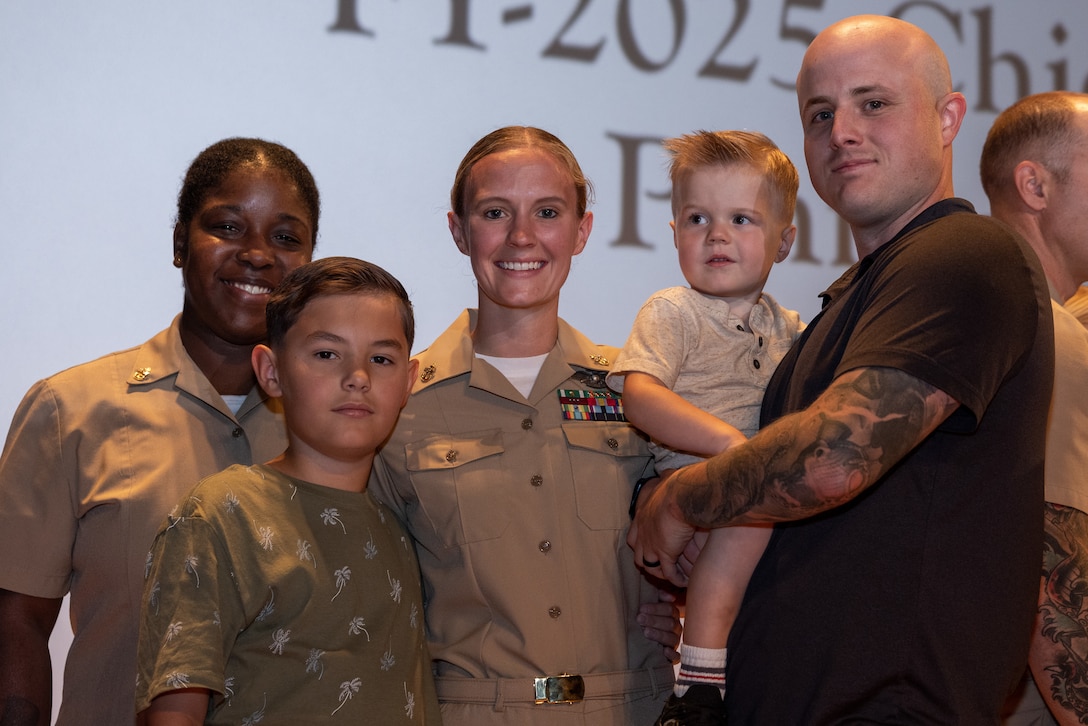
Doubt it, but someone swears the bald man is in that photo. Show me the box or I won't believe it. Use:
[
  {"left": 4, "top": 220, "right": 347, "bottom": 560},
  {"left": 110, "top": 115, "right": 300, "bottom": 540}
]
[
  {"left": 981, "top": 91, "right": 1088, "bottom": 726},
  {"left": 632, "top": 15, "right": 1054, "bottom": 723}
]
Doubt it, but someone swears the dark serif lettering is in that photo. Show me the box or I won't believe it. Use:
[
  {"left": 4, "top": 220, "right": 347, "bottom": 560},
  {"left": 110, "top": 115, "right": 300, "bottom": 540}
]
[
  {"left": 606, "top": 132, "right": 666, "bottom": 249},
  {"left": 329, "top": 0, "right": 374, "bottom": 35}
]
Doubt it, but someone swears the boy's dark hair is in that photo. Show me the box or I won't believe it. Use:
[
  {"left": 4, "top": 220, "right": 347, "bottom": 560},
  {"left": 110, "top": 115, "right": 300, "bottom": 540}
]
[{"left": 265, "top": 256, "right": 414, "bottom": 349}]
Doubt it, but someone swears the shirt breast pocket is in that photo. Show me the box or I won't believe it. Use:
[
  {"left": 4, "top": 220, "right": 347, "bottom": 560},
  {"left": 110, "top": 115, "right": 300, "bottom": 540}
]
[
  {"left": 562, "top": 423, "right": 649, "bottom": 531},
  {"left": 403, "top": 430, "right": 509, "bottom": 547}
]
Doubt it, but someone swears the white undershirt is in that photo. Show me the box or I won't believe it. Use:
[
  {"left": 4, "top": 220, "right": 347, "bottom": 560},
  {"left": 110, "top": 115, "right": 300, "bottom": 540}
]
[
  {"left": 475, "top": 352, "right": 548, "bottom": 399},
  {"left": 221, "top": 394, "right": 247, "bottom": 416}
]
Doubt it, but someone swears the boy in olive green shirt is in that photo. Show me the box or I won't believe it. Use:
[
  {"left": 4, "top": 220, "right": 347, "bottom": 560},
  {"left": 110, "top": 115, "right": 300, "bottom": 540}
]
[{"left": 136, "top": 257, "right": 438, "bottom": 725}]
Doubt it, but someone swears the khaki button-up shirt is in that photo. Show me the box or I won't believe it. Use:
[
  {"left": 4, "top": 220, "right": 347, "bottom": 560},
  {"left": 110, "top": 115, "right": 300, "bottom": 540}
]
[
  {"left": 0, "top": 316, "right": 287, "bottom": 726},
  {"left": 373, "top": 311, "right": 662, "bottom": 687}
]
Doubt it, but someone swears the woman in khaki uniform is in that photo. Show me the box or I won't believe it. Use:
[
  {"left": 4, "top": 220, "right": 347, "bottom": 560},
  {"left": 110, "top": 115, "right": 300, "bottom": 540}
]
[
  {"left": 0, "top": 138, "right": 319, "bottom": 726},
  {"left": 372, "top": 127, "right": 677, "bottom": 725}
]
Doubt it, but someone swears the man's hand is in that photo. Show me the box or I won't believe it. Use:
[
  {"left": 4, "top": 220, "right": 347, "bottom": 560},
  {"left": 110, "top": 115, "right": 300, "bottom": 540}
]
[
  {"left": 637, "top": 589, "right": 682, "bottom": 663},
  {"left": 628, "top": 466, "right": 700, "bottom": 587}
]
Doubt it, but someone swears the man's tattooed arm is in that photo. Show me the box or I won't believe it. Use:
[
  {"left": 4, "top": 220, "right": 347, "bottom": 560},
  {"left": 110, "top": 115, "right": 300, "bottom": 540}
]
[
  {"left": 1031, "top": 502, "right": 1088, "bottom": 725},
  {"left": 671, "top": 366, "right": 960, "bottom": 528}
]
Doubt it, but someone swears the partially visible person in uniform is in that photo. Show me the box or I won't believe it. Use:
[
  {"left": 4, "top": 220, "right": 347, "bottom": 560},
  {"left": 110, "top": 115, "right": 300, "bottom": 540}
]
[
  {"left": 0, "top": 138, "right": 319, "bottom": 726},
  {"left": 371, "top": 126, "right": 677, "bottom": 725},
  {"left": 607, "top": 130, "right": 803, "bottom": 726},
  {"left": 980, "top": 90, "right": 1088, "bottom": 726},
  {"left": 632, "top": 15, "right": 1054, "bottom": 723},
  {"left": 137, "top": 257, "right": 439, "bottom": 725}
]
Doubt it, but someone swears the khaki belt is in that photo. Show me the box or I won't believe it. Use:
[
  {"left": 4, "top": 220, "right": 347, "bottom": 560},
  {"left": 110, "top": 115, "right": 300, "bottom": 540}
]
[{"left": 435, "top": 664, "right": 674, "bottom": 708}]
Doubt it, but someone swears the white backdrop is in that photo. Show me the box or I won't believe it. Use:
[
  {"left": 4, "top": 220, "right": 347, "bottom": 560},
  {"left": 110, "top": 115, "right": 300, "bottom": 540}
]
[{"left": 2, "top": 1, "right": 1086, "bottom": 721}]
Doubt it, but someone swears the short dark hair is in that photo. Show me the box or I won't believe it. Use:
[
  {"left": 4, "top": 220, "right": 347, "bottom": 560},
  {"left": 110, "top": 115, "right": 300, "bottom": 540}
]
[
  {"left": 265, "top": 256, "right": 414, "bottom": 350},
  {"left": 176, "top": 137, "right": 321, "bottom": 243}
]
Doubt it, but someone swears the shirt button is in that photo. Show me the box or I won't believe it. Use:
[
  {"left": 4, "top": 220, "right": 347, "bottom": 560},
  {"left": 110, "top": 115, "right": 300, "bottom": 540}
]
[
  {"left": 548, "top": 606, "right": 562, "bottom": 619},
  {"left": 539, "top": 540, "right": 552, "bottom": 553},
  {"left": 530, "top": 475, "right": 543, "bottom": 487},
  {"left": 753, "top": 359, "right": 761, "bottom": 369},
  {"left": 231, "top": 427, "right": 243, "bottom": 438},
  {"left": 758, "top": 336, "right": 764, "bottom": 347},
  {"left": 521, "top": 418, "right": 533, "bottom": 430},
  {"left": 445, "top": 449, "right": 458, "bottom": 463}
]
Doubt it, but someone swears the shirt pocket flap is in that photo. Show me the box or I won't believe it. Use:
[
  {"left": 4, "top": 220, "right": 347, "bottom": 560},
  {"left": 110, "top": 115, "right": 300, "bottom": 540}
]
[
  {"left": 561, "top": 423, "right": 645, "bottom": 457},
  {"left": 404, "top": 430, "right": 504, "bottom": 471}
]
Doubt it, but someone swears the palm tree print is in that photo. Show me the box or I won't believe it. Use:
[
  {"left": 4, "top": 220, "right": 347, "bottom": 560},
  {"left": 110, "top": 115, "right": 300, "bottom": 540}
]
[
  {"left": 164, "top": 621, "right": 183, "bottom": 643},
  {"left": 147, "top": 581, "right": 160, "bottom": 613},
  {"left": 332, "top": 566, "right": 351, "bottom": 602},
  {"left": 224, "top": 490, "right": 240, "bottom": 513},
  {"left": 410, "top": 603, "right": 418, "bottom": 630},
  {"left": 388, "top": 571, "right": 402, "bottom": 603},
  {"left": 331, "top": 678, "right": 362, "bottom": 716},
  {"left": 348, "top": 616, "right": 370, "bottom": 641},
  {"left": 241, "top": 694, "right": 266, "bottom": 725},
  {"left": 321, "top": 507, "right": 347, "bottom": 534},
  {"left": 364, "top": 529, "right": 378, "bottom": 560},
  {"left": 257, "top": 525, "right": 275, "bottom": 551},
  {"left": 257, "top": 587, "right": 276, "bottom": 621},
  {"left": 297, "top": 539, "right": 316, "bottom": 567},
  {"left": 165, "top": 671, "right": 190, "bottom": 689},
  {"left": 224, "top": 676, "right": 235, "bottom": 705},
  {"left": 269, "top": 628, "right": 291, "bottom": 655},
  {"left": 184, "top": 554, "right": 200, "bottom": 588},
  {"left": 380, "top": 649, "right": 395, "bottom": 671},
  {"left": 144, "top": 551, "right": 154, "bottom": 579},
  {"left": 305, "top": 648, "right": 326, "bottom": 679},
  {"left": 404, "top": 683, "right": 416, "bottom": 720}
]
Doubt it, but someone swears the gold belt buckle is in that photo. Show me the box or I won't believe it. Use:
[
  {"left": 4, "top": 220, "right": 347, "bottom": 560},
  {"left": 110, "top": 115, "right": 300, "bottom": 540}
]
[{"left": 533, "top": 673, "right": 585, "bottom": 704}]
